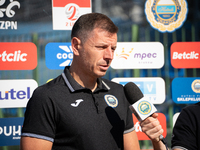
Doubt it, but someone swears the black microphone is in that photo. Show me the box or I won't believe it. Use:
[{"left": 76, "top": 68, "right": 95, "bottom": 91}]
[{"left": 124, "top": 82, "right": 165, "bottom": 141}]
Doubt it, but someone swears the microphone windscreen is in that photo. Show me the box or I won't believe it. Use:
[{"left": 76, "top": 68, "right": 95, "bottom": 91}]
[{"left": 124, "top": 82, "right": 144, "bottom": 104}]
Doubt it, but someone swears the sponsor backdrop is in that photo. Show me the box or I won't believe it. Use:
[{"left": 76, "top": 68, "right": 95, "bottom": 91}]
[
  {"left": 45, "top": 42, "right": 73, "bottom": 69},
  {"left": 0, "top": 118, "right": 24, "bottom": 146},
  {"left": 112, "top": 77, "right": 165, "bottom": 104},
  {"left": 0, "top": 79, "right": 38, "bottom": 108},
  {"left": 52, "top": 0, "right": 91, "bottom": 30},
  {"left": 1, "top": 0, "right": 199, "bottom": 149},
  {"left": 171, "top": 42, "right": 200, "bottom": 68},
  {"left": 0, "top": 43, "right": 37, "bottom": 70},
  {"left": 172, "top": 77, "right": 200, "bottom": 104},
  {"left": 111, "top": 42, "right": 164, "bottom": 69}
]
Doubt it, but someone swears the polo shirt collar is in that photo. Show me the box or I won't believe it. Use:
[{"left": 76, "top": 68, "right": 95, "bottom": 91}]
[{"left": 62, "top": 67, "right": 110, "bottom": 92}]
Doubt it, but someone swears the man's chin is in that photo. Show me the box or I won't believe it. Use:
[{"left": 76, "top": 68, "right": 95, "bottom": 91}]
[{"left": 96, "top": 71, "right": 107, "bottom": 78}]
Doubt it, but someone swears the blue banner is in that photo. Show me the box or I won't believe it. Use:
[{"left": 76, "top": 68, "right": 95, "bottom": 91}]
[
  {"left": 45, "top": 43, "right": 73, "bottom": 70},
  {"left": 172, "top": 77, "right": 200, "bottom": 104},
  {"left": 0, "top": 117, "right": 24, "bottom": 146}
]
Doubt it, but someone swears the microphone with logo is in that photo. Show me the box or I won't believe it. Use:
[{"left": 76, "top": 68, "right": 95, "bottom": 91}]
[{"left": 124, "top": 82, "right": 167, "bottom": 148}]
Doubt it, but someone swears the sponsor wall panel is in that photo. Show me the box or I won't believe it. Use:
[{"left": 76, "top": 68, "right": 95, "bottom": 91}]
[
  {"left": 0, "top": 42, "right": 37, "bottom": 70},
  {"left": 45, "top": 42, "right": 73, "bottom": 70},
  {"left": 171, "top": 42, "right": 200, "bottom": 68},
  {"left": 0, "top": 117, "right": 24, "bottom": 146},
  {"left": 0, "top": 0, "right": 20, "bottom": 30},
  {"left": 111, "top": 42, "right": 164, "bottom": 69},
  {"left": 172, "top": 77, "right": 200, "bottom": 104},
  {"left": 112, "top": 77, "right": 166, "bottom": 104},
  {"left": 0, "top": 79, "right": 38, "bottom": 108},
  {"left": 52, "top": 0, "right": 92, "bottom": 30}
]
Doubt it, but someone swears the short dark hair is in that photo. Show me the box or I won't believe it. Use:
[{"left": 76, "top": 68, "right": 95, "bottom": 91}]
[{"left": 71, "top": 13, "right": 118, "bottom": 41}]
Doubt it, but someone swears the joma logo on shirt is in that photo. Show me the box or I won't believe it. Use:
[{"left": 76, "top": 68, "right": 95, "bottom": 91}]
[{"left": 71, "top": 99, "right": 84, "bottom": 107}]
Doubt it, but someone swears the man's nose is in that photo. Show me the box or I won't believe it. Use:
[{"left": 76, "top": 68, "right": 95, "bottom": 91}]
[{"left": 104, "top": 47, "right": 114, "bottom": 60}]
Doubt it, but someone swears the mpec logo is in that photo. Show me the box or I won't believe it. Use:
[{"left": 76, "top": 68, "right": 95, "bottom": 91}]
[
  {"left": 111, "top": 42, "right": 164, "bottom": 69},
  {"left": 45, "top": 43, "right": 73, "bottom": 70}
]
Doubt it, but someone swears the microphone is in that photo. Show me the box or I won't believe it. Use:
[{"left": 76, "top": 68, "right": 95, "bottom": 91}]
[{"left": 124, "top": 82, "right": 164, "bottom": 141}]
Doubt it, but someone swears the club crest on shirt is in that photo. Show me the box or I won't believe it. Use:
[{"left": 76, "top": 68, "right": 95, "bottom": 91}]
[
  {"left": 145, "top": 0, "right": 188, "bottom": 32},
  {"left": 104, "top": 95, "right": 118, "bottom": 108},
  {"left": 138, "top": 101, "right": 152, "bottom": 115},
  {"left": 191, "top": 79, "right": 200, "bottom": 93}
]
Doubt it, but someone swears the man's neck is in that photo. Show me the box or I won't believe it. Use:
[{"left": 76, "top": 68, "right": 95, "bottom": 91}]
[{"left": 69, "top": 67, "right": 98, "bottom": 92}]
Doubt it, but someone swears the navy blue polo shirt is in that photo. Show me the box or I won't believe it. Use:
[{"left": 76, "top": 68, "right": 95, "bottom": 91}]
[{"left": 22, "top": 67, "right": 134, "bottom": 150}]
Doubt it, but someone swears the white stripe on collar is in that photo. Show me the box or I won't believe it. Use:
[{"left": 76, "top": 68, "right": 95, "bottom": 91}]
[
  {"left": 62, "top": 72, "right": 110, "bottom": 91},
  {"left": 102, "top": 80, "right": 110, "bottom": 90},
  {"left": 62, "top": 73, "right": 75, "bottom": 92}
]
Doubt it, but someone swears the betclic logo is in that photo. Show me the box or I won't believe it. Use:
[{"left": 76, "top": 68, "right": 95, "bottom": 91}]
[
  {"left": 0, "top": 79, "right": 38, "bottom": 108},
  {"left": 171, "top": 42, "right": 200, "bottom": 68},
  {"left": 0, "top": 42, "right": 37, "bottom": 70},
  {"left": 45, "top": 43, "right": 73, "bottom": 70},
  {"left": 111, "top": 42, "right": 164, "bottom": 69}
]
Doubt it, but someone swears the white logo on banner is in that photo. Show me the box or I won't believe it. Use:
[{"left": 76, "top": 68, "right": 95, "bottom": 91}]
[
  {"left": 0, "top": 0, "right": 20, "bottom": 30},
  {"left": 57, "top": 45, "right": 73, "bottom": 66}
]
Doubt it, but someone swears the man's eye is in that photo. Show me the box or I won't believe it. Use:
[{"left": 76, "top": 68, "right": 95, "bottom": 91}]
[
  {"left": 96, "top": 46, "right": 106, "bottom": 49},
  {"left": 111, "top": 47, "right": 116, "bottom": 51}
]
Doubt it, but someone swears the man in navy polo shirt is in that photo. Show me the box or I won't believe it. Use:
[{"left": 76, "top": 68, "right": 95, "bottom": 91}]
[{"left": 20, "top": 13, "right": 166, "bottom": 150}]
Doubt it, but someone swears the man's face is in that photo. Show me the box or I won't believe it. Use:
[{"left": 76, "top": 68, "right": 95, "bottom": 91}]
[{"left": 78, "top": 28, "right": 117, "bottom": 78}]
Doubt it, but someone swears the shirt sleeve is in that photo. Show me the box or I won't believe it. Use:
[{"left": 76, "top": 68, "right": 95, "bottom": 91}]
[
  {"left": 171, "top": 107, "right": 197, "bottom": 150},
  {"left": 124, "top": 94, "right": 135, "bottom": 134},
  {"left": 21, "top": 86, "right": 57, "bottom": 141}
]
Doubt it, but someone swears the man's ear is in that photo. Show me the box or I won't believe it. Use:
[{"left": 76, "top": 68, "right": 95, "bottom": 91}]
[{"left": 71, "top": 37, "right": 81, "bottom": 56}]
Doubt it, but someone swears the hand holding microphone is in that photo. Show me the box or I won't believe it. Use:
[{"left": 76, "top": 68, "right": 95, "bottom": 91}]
[
  {"left": 140, "top": 112, "right": 164, "bottom": 143},
  {"left": 124, "top": 82, "right": 167, "bottom": 147}
]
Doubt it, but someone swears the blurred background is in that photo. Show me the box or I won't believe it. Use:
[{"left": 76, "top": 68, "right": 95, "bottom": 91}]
[{"left": 0, "top": 0, "right": 200, "bottom": 149}]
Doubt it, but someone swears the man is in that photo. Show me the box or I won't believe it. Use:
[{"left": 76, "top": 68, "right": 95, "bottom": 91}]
[
  {"left": 20, "top": 13, "right": 165, "bottom": 150},
  {"left": 171, "top": 102, "right": 200, "bottom": 150}
]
